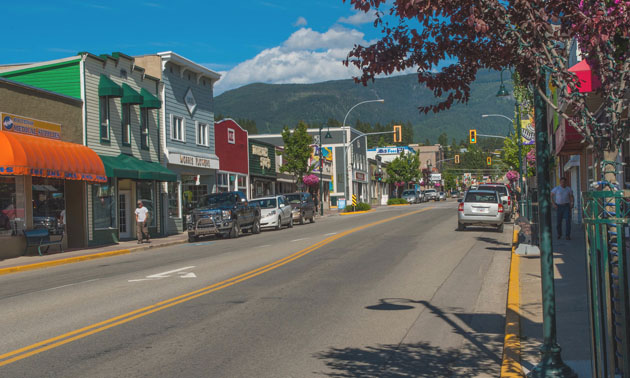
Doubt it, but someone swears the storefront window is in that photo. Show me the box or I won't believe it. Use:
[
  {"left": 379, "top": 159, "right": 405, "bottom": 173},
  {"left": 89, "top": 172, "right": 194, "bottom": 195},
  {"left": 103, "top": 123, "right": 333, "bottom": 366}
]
[
  {"left": 92, "top": 180, "right": 116, "bottom": 229},
  {"left": 137, "top": 181, "right": 156, "bottom": 227},
  {"left": 32, "top": 177, "right": 65, "bottom": 234},
  {"left": 217, "top": 173, "right": 228, "bottom": 193},
  {"left": 238, "top": 175, "right": 247, "bottom": 195},
  {"left": 181, "top": 176, "right": 208, "bottom": 216},
  {"left": 168, "top": 181, "right": 180, "bottom": 218},
  {"left": 0, "top": 177, "right": 23, "bottom": 237}
]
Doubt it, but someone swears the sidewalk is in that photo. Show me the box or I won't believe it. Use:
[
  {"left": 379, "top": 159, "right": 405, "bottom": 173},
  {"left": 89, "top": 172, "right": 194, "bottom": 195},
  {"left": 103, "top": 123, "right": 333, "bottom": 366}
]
[{"left": 518, "top": 217, "right": 592, "bottom": 376}]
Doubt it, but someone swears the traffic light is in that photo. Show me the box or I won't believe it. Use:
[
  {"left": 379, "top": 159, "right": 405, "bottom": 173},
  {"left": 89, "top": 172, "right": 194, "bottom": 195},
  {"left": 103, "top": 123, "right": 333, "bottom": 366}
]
[
  {"left": 454, "top": 154, "right": 460, "bottom": 164},
  {"left": 393, "top": 125, "right": 402, "bottom": 143},
  {"left": 486, "top": 156, "right": 492, "bottom": 166},
  {"left": 469, "top": 129, "right": 477, "bottom": 144}
]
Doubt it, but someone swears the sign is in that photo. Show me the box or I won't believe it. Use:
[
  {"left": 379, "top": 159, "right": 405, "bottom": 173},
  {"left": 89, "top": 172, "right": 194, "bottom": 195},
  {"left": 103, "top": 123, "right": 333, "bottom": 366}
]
[
  {"left": 169, "top": 153, "right": 218, "bottom": 169},
  {"left": 184, "top": 87, "right": 197, "bottom": 115},
  {"left": 521, "top": 119, "right": 535, "bottom": 145},
  {"left": 227, "top": 128, "right": 236, "bottom": 144},
  {"left": 375, "top": 147, "right": 407, "bottom": 155},
  {"left": 430, "top": 173, "right": 442, "bottom": 182},
  {"left": 1, "top": 112, "right": 61, "bottom": 140},
  {"left": 338, "top": 199, "right": 346, "bottom": 210},
  {"left": 352, "top": 194, "right": 357, "bottom": 206},
  {"left": 251, "top": 144, "right": 271, "bottom": 170},
  {"left": 355, "top": 172, "right": 366, "bottom": 181}
]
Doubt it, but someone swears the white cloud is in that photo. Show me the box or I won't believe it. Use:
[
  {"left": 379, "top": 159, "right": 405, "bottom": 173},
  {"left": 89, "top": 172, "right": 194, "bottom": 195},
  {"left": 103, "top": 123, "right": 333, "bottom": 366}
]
[
  {"left": 293, "top": 16, "right": 308, "bottom": 27},
  {"left": 337, "top": 10, "right": 377, "bottom": 26}
]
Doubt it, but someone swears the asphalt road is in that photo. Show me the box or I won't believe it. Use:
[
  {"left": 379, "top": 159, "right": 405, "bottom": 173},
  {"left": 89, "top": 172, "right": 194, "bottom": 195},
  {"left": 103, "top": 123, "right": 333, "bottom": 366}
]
[{"left": 0, "top": 201, "right": 512, "bottom": 377}]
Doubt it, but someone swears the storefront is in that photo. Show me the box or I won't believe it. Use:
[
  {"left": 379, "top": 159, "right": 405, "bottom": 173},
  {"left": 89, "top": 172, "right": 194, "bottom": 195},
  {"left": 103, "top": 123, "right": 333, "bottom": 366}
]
[
  {"left": 249, "top": 139, "right": 276, "bottom": 198},
  {"left": 215, "top": 119, "right": 250, "bottom": 198}
]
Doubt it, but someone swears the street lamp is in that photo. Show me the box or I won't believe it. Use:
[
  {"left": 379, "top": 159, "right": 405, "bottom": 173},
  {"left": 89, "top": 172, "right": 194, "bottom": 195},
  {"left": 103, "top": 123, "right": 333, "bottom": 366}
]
[
  {"left": 342, "top": 99, "right": 385, "bottom": 202},
  {"left": 426, "top": 160, "right": 433, "bottom": 188},
  {"left": 319, "top": 126, "right": 332, "bottom": 216}
]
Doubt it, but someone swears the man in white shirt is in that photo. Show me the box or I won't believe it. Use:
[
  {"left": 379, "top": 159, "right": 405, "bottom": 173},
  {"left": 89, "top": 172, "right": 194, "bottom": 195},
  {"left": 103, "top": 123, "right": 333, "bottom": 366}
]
[
  {"left": 551, "top": 177, "right": 574, "bottom": 240},
  {"left": 135, "top": 201, "right": 149, "bottom": 243}
]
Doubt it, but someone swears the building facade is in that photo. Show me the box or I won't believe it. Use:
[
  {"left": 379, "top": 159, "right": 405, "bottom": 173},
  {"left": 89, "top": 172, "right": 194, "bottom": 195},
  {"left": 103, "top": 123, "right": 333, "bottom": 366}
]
[
  {"left": 214, "top": 119, "right": 249, "bottom": 197},
  {"left": 248, "top": 139, "right": 277, "bottom": 198}
]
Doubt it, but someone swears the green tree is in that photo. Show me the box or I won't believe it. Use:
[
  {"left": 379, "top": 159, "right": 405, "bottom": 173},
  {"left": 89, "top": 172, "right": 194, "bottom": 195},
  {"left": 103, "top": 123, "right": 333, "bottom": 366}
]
[
  {"left": 385, "top": 152, "right": 421, "bottom": 197},
  {"left": 437, "top": 132, "right": 448, "bottom": 147},
  {"left": 502, "top": 123, "right": 535, "bottom": 177},
  {"left": 443, "top": 170, "right": 457, "bottom": 191},
  {"left": 280, "top": 121, "right": 313, "bottom": 187}
]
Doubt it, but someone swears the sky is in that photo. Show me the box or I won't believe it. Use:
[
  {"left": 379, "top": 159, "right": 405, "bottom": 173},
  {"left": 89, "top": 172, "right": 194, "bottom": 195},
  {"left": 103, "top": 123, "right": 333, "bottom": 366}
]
[{"left": 1, "top": 0, "right": 393, "bottom": 94}]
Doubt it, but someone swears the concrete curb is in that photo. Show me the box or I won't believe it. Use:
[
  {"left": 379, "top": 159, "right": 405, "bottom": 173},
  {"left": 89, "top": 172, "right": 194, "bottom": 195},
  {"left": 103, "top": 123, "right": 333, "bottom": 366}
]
[
  {"left": 500, "top": 226, "right": 524, "bottom": 377},
  {"left": 338, "top": 209, "right": 376, "bottom": 216},
  {"left": 0, "top": 239, "right": 187, "bottom": 276}
]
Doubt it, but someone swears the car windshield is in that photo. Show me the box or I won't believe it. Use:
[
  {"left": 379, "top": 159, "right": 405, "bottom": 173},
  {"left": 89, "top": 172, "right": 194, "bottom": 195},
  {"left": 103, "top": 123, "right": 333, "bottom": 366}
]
[
  {"left": 251, "top": 198, "right": 277, "bottom": 209},
  {"left": 402, "top": 190, "right": 415, "bottom": 196},
  {"left": 198, "top": 193, "right": 237, "bottom": 208},
  {"left": 478, "top": 185, "right": 508, "bottom": 196},
  {"left": 465, "top": 191, "right": 498, "bottom": 203},
  {"left": 424, "top": 189, "right": 436, "bottom": 193},
  {"left": 285, "top": 194, "right": 301, "bottom": 204}
]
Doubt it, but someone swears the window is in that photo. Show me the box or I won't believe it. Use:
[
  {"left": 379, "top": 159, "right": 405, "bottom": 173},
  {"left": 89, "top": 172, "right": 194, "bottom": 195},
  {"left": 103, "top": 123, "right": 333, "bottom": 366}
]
[
  {"left": 237, "top": 175, "right": 247, "bottom": 194},
  {"left": 171, "top": 115, "right": 185, "bottom": 142},
  {"left": 141, "top": 108, "right": 149, "bottom": 150},
  {"left": 32, "top": 177, "right": 65, "bottom": 234},
  {"left": 181, "top": 176, "right": 208, "bottom": 215},
  {"left": 100, "top": 97, "right": 110, "bottom": 141},
  {"left": 92, "top": 180, "right": 116, "bottom": 229},
  {"left": 167, "top": 181, "right": 180, "bottom": 218},
  {"left": 217, "top": 173, "right": 228, "bottom": 193},
  {"left": 122, "top": 104, "right": 131, "bottom": 146},
  {"left": 0, "top": 176, "right": 24, "bottom": 237},
  {"left": 197, "top": 122, "right": 209, "bottom": 146}
]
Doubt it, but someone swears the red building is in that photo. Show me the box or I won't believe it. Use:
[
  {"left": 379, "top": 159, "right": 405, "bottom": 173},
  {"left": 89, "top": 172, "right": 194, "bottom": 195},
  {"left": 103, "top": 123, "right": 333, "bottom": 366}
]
[{"left": 214, "top": 119, "right": 249, "bottom": 197}]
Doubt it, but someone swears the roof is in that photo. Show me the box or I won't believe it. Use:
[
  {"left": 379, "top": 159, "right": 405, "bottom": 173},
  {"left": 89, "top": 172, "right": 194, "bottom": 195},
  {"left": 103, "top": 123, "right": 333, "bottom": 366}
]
[{"left": 157, "top": 51, "right": 221, "bottom": 82}]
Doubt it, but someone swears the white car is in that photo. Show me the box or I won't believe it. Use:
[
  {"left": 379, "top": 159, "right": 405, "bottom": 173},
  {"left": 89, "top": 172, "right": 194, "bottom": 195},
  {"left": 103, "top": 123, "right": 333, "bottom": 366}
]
[
  {"left": 457, "top": 190, "right": 505, "bottom": 232},
  {"left": 250, "top": 195, "right": 293, "bottom": 230}
]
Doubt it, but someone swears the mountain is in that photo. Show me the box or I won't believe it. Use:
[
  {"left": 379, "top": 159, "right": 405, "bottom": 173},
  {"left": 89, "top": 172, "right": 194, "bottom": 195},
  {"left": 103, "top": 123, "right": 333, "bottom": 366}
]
[{"left": 214, "top": 70, "right": 515, "bottom": 143}]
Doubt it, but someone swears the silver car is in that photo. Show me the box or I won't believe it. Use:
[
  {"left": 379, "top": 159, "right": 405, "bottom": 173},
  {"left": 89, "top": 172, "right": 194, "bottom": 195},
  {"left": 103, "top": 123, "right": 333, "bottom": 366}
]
[
  {"left": 457, "top": 190, "right": 505, "bottom": 232},
  {"left": 401, "top": 189, "right": 421, "bottom": 204},
  {"left": 439, "top": 192, "right": 447, "bottom": 201},
  {"left": 477, "top": 184, "right": 513, "bottom": 221},
  {"left": 250, "top": 195, "right": 293, "bottom": 230}
]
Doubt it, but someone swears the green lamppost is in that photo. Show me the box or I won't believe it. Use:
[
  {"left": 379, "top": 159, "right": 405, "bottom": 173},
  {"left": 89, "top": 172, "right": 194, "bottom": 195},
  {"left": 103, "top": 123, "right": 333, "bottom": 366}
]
[{"left": 319, "top": 126, "right": 332, "bottom": 216}]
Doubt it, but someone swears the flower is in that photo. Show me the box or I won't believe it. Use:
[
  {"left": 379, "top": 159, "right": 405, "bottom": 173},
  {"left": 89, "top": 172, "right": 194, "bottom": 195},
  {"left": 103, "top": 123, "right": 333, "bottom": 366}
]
[
  {"left": 506, "top": 170, "right": 520, "bottom": 182},
  {"left": 526, "top": 149, "right": 536, "bottom": 166},
  {"left": 302, "top": 174, "right": 319, "bottom": 186}
]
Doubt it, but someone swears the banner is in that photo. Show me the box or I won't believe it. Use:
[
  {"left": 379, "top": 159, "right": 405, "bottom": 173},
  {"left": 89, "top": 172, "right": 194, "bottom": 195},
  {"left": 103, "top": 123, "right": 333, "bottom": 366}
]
[
  {"left": 1, "top": 112, "right": 61, "bottom": 140},
  {"left": 521, "top": 118, "right": 535, "bottom": 145}
]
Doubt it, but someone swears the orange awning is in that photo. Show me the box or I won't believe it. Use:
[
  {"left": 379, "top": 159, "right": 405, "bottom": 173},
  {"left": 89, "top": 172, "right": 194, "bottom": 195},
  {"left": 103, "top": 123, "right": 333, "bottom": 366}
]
[{"left": 0, "top": 131, "right": 107, "bottom": 183}]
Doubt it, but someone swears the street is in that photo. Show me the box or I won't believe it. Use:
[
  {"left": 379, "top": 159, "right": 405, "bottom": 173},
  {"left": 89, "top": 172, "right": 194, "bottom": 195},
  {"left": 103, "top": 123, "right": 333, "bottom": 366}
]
[{"left": 0, "top": 202, "right": 512, "bottom": 377}]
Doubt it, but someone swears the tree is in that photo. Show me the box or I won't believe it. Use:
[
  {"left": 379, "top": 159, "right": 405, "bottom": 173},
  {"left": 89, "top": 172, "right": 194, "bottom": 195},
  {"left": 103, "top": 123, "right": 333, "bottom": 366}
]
[
  {"left": 280, "top": 121, "right": 313, "bottom": 187},
  {"left": 385, "top": 152, "right": 421, "bottom": 197},
  {"left": 503, "top": 122, "right": 535, "bottom": 178},
  {"left": 443, "top": 170, "right": 457, "bottom": 191},
  {"left": 343, "top": 0, "right": 630, "bottom": 154},
  {"left": 437, "top": 133, "right": 449, "bottom": 148}
]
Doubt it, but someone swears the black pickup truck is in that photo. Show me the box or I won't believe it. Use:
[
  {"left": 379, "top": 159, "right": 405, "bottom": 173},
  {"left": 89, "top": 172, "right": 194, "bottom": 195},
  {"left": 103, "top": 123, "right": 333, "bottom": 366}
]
[{"left": 187, "top": 191, "right": 261, "bottom": 242}]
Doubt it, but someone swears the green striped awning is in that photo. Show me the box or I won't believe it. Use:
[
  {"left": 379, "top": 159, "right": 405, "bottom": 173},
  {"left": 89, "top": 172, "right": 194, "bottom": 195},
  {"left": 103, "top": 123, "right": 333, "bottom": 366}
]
[
  {"left": 121, "top": 83, "right": 143, "bottom": 105},
  {"left": 98, "top": 74, "right": 123, "bottom": 97},
  {"left": 99, "top": 154, "right": 177, "bottom": 182},
  {"left": 140, "top": 88, "right": 161, "bottom": 109}
]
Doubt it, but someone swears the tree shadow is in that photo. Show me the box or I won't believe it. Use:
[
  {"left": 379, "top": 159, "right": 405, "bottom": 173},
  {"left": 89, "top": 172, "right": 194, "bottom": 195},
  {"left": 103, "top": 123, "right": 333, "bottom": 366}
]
[{"left": 476, "top": 236, "right": 511, "bottom": 246}]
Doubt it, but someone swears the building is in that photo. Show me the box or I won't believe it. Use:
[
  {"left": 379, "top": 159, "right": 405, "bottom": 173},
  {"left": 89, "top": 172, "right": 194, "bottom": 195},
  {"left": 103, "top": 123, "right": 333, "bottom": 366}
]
[
  {"left": 0, "top": 53, "right": 177, "bottom": 246},
  {"left": 134, "top": 52, "right": 221, "bottom": 234},
  {"left": 248, "top": 139, "right": 277, "bottom": 198},
  {"left": 214, "top": 119, "right": 249, "bottom": 197},
  {"left": 410, "top": 144, "right": 445, "bottom": 173},
  {"left": 0, "top": 77, "right": 107, "bottom": 258}
]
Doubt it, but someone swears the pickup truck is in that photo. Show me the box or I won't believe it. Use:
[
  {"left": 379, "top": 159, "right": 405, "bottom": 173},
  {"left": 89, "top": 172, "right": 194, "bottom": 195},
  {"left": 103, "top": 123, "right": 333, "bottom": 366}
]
[
  {"left": 423, "top": 189, "right": 439, "bottom": 202},
  {"left": 187, "top": 191, "right": 261, "bottom": 242}
]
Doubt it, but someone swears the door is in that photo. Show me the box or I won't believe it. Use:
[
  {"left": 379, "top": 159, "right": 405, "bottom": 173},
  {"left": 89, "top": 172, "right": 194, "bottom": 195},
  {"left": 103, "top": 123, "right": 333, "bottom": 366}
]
[{"left": 119, "top": 190, "right": 132, "bottom": 239}]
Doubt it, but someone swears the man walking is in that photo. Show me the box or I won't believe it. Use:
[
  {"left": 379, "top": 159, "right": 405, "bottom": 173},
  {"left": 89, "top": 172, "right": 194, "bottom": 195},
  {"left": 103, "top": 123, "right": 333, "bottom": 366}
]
[
  {"left": 551, "top": 177, "right": 574, "bottom": 240},
  {"left": 135, "top": 201, "right": 149, "bottom": 244}
]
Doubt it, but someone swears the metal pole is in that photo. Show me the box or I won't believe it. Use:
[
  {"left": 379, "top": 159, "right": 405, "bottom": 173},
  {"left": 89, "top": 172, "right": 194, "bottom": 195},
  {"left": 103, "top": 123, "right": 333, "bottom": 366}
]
[
  {"left": 319, "top": 127, "right": 324, "bottom": 216},
  {"left": 516, "top": 100, "right": 524, "bottom": 217},
  {"left": 527, "top": 76, "right": 576, "bottom": 378}
]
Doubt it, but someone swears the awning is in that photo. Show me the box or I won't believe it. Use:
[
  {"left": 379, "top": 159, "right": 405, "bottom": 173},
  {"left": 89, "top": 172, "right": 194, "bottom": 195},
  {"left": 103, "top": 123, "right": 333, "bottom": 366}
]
[
  {"left": 98, "top": 74, "right": 123, "bottom": 97},
  {"left": 0, "top": 131, "right": 107, "bottom": 182},
  {"left": 121, "top": 83, "right": 143, "bottom": 105},
  {"left": 99, "top": 154, "right": 177, "bottom": 182},
  {"left": 140, "top": 88, "right": 161, "bottom": 109},
  {"left": 568, "top": 60, "right": 601, "bottom": 93}
]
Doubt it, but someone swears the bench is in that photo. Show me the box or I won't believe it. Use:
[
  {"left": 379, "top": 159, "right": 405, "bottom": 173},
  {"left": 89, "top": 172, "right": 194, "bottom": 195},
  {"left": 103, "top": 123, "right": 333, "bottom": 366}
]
[{"left": 23, "top": 229, "right": 64, "bottom": 256}]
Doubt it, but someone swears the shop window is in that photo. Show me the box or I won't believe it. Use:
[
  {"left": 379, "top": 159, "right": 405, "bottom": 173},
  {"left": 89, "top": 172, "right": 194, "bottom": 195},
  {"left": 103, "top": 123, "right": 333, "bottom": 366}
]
[
  {"left": 217, "top": 173, "right": 228, "bottom": 193},
  {"left": 0, "top": 177, "right": 24, "bottom": 237},
  {"left": 168, "top": 181, "right": 180, "bottom": 218},
  {"left": 171, "top": 115, "right": 185, "bottom": 142},
  {"left": 141, "top": 108, "right": 149, "bottom": 150},
  {"left": 122, "top": 104, "right": 131, "bottom": 146},
  {"left": 237, "top": 175, "right": 247, "bottom": 195},
  {"left": 100, "top": 97, "right": 110, "bottom": 142},
  {"left": 136, "top": 181, "right": 156, "bottom": 227},
  {"left": 181, "top": 176, "right": 208, "bottom": 215},
  {"left": 32, "top": 177, "right": 65, "bottom": 235},
  {"left": 92, "top": 180, "right": 116, "bottom": 229},
  {"left": 197, "top": 122, "right": 209, "bottom": 146}
]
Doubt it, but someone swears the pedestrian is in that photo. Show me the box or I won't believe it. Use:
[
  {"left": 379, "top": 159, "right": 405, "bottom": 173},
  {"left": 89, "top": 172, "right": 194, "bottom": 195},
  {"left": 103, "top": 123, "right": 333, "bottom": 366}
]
[
  {"left": 135, "top": 201, "right": 150, "bottom": 244},
  {"left": 551, "top": 177, "right": 574, "bottom": 240}
]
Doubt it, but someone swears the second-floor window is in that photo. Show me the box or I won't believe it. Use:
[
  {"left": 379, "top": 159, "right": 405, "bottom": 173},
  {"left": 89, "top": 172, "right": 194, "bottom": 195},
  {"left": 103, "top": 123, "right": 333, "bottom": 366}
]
[
  {"left": 100, "top": 97, "right": 110, "bottom": 141},
  {"left": 122, "top": 104, "right": 131, "bottom": 146},
  {"left": 141, "top": 108, "right": 149, "bottom": 150},
  {"left": 172, "top": 115, "right": 184, "bottom": 142},
  {"left": 197, "top": 122, "right": 208, "bottom": 146}
]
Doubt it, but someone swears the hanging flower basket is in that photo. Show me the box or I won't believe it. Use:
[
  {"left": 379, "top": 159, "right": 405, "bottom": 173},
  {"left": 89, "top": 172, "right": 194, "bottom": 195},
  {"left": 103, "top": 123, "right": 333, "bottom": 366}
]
[
  {"left": 526, "top": 149, "right": 536, "bottom": 166},
  {"left": 394, "top": 181, "right": 406, "bottom": 187},
  {"left": 506, "top": 170, "right": 520, "bottom": 182},
  {"left": 302, "top": 174, "right": 319, "bottom": 186}
]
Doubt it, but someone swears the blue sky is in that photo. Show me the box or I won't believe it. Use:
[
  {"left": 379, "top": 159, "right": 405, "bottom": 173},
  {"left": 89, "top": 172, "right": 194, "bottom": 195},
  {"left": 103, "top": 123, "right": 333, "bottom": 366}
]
[{"left": 2, "top": 0, "right": 394, "bottom": 94}]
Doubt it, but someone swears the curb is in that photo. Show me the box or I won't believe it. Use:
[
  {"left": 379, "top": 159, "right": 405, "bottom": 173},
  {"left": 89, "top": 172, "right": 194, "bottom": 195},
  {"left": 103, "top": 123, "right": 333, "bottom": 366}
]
[
  {"left": 0, "top": 239, "right": 187, "bottom": 276},
  {"left": 339, "top": 209, "right": 376, "bottom": 216},
  {"left": 500, "top": 226, "right": 523, "bottom": 377}
]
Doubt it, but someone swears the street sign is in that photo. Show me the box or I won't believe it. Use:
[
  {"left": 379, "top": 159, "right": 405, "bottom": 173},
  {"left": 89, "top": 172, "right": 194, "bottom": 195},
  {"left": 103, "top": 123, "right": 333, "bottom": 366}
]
[{"left": 352, "top": 194, "right": 357, "bottom": 206}]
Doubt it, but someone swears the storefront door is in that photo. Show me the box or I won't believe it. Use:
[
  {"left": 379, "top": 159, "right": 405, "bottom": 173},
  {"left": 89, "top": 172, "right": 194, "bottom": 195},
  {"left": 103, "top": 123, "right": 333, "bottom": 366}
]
[{"left": 119, "top": 190, "right": 132, "bottom": 239}]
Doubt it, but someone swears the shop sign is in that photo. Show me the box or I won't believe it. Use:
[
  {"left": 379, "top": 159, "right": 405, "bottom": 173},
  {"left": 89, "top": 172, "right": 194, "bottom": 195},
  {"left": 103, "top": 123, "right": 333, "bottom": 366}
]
[
  {"left": 251, "top": 144, "right": 271, "bottom": 170},
  {"left": 376, "top": 147, "right": 406, "bottom": 154},
  {"left": 430, "top": 173, "right": 442, "bottom": 182},
  {"left": 1, "top": 112, "right": 61, "bottom": 140},
  {"left": 169, "top": 153, "right": 217, "bottom": 169},
  {"left": 355, "top": 172, "right": 366, "bottom": 181}
]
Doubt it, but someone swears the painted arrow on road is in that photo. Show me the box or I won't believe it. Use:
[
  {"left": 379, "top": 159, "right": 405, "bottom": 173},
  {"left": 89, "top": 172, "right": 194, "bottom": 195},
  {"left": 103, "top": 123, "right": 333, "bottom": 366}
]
[{"left": 128, "top": 266, "right": 197, "bottom": 282}]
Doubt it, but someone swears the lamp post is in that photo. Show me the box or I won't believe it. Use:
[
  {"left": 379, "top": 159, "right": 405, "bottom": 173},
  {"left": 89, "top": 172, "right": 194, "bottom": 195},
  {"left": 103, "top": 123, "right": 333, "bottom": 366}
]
[
  {"left": 342, "top": 99, "right": 385, "bottom": 202},
  {"left": 426, "top": 160, "right": 433, "bottom": 189},
  {"left": 319, "top": 126, "right": 332, "bottom": 216}
]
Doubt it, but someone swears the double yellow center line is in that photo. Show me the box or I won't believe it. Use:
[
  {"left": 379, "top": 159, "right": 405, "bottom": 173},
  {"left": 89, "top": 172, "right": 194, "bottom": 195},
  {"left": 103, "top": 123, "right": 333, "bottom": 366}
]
[{"left": 0, "top": 207, "right": 433, "bottom": 367}]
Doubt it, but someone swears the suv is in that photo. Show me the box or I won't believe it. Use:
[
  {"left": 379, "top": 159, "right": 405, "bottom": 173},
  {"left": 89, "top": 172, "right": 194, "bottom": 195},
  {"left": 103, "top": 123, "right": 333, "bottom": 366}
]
[
  {"left": 477, "top": 184, "right": 513, "bottom": 221},
  {"left": 187, "top": 191, "right": 261, "bottom": 242},
  {"left": 285, "top": 192, "right": 315, "bottom": 225},
  {"left": 423, "top": 189, "right": 439, "bottom": 202}
]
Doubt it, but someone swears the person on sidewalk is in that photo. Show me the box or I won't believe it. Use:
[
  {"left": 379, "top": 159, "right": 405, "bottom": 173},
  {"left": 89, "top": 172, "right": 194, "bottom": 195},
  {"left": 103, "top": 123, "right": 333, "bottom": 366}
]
[
  {"left": 135, "top": 201, "right": 150, "bottom": 244},
  {"left": 551, "top": 177, "right": 574, "bottom": 240}
]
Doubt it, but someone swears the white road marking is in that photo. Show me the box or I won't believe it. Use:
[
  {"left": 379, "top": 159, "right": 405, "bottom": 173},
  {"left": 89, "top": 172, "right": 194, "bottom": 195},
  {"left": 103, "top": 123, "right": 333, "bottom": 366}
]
[
  {"left": 42, "top": 278, "right": 100, "bottom": 292},
  {"left": 259, "top": 244, "right": 272, "bottom": 248},
  {"left": 290, "top": 238, "right": 308, "bottom": 242},
  {"left": 324, "top": 232, "right": 337, "bottom": 236},
  {"left": 128, "top": 266, "right": 196, "bottom": 282}
]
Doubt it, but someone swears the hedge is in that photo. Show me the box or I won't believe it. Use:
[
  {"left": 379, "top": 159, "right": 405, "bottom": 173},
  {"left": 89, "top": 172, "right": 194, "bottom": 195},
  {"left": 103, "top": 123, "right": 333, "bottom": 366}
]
[
  {"left": 387, "top": 198, "right": 409, "bottom": 205},
  {"left": 343, "top": 202, "right": 371, "bottom": 212}
]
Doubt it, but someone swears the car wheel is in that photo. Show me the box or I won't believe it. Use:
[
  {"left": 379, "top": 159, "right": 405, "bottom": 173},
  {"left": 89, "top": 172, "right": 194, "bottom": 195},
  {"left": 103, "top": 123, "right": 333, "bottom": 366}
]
[
  {"left": 288, "top": 217, "right": 293, "bottom": 228},
  {"left": 310, "top": 215, "right": 315, "bottom": 223},
  {"left": 457, "top": 222, "right": 465, "bottom": 231},
  {"left": 253, "top": 219, "right": 261, "bottom": 234},
  {"left": 188, "top": 234, "right": 198, "bottom": 243},
  {"left": 229, "top": 222, "right": 240, "bottom": 238},
  {"left": 275, "top": 216, "right": 282, "bottom": 231},
  {"left": 497, "top": 223, "right": 504, "bottom": 233},
  {"left": 299, "top": 213, "right": 305, "bottom": 225}
]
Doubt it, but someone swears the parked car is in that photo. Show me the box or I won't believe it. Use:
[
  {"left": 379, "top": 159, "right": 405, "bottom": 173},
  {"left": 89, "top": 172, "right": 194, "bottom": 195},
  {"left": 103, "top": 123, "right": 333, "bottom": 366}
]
[
  {"left": 187, "top": 191, "right": 261, "bottom": 242},
  {"left": 250, "top": 195, "right": 293, "bottom": 230},
  {"left": 457, "top": 190, "right": 504, "bottom": 232},
  {"left": 477, "top": 184, "right": 513, "bottom": 221},
  {"left": 423, "top": 189, "right": 439, "bottom": 201},
  {"left": 439, "top": 192, "right": 447, "bottom": 201},
  {"left": 285, "top": 192, "right": 315, "bottom": 224},
  {"left": 450, "top": 190, "right": 460, "bottom": 198},
  {"left": 401, "top": 189, "right": 421, "bottom": 204}
]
